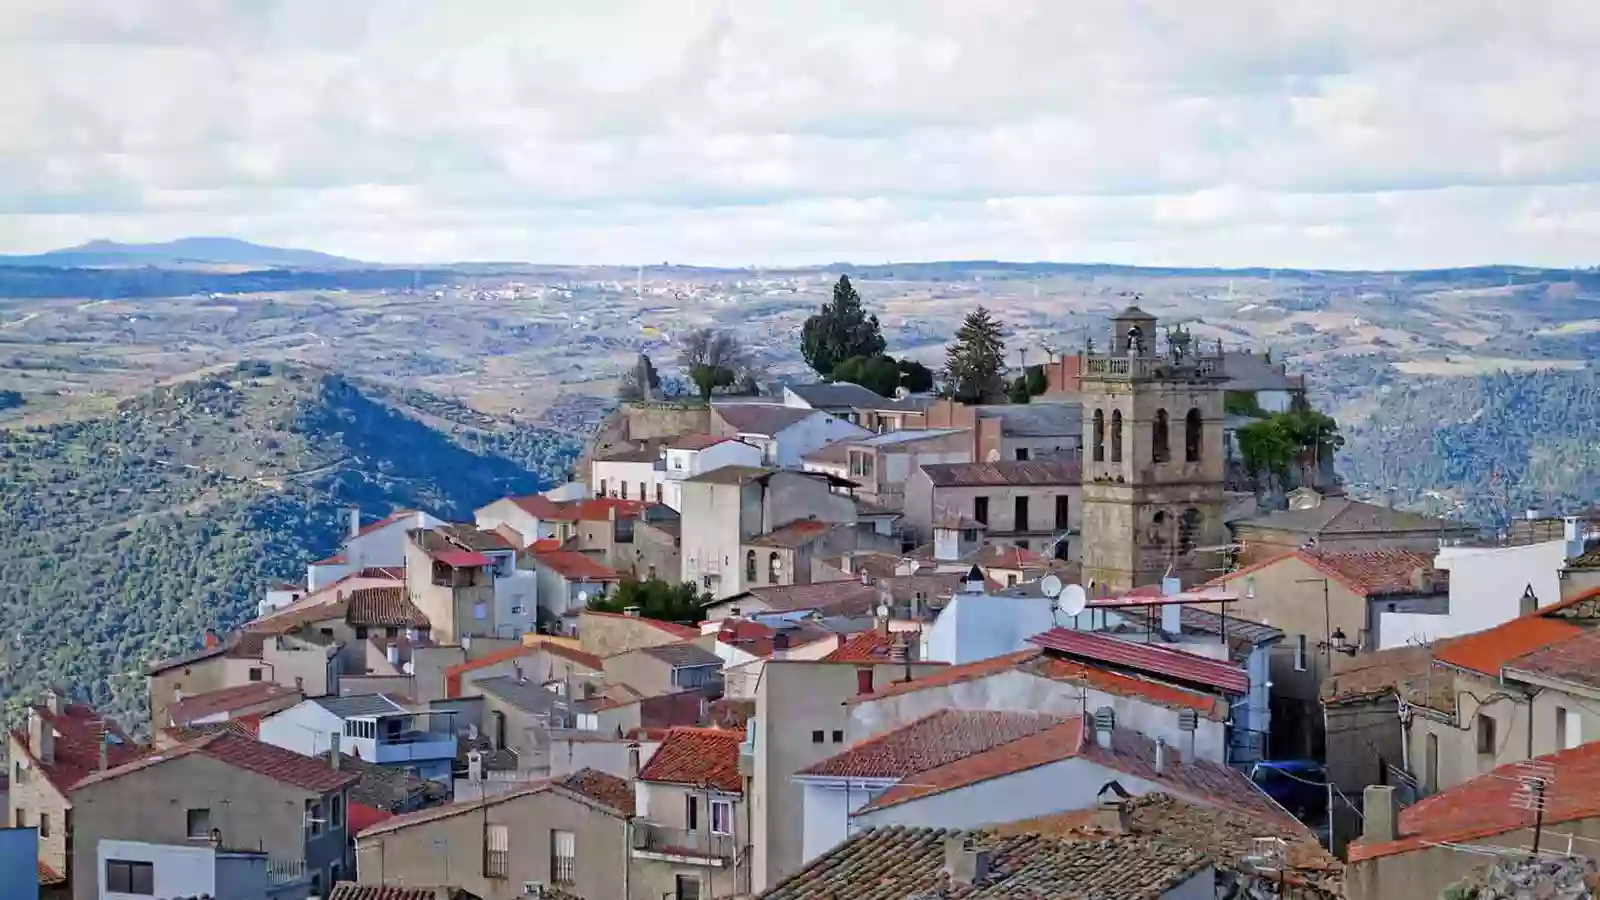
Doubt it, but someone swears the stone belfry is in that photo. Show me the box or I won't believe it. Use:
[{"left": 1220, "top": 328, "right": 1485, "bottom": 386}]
[{"left": 1078, "top": 305, "right": 1228, "bottom": 592}]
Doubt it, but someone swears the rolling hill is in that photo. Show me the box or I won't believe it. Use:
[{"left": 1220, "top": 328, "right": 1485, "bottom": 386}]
[
  {"left": 0, "top": 237, "right": 360, "bottom": 269},
  {"left": 0, "top": 362, "right": 578, "bottom": 729}
]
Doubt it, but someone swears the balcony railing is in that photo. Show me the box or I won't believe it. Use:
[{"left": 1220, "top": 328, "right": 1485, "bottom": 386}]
[
  {"left": 484, "top": 848, "right": 509, "bottom": 879},
  {"left": 631, "top": 822, "right": 739, "bottom": 864},
  {"left": 373, "top": 731, "right": 457, "bottom": 763},
  {"left": 267, "top": 857, "right": 308, "bottom": 886},
  {"left": 1084, "top": 355, "right": 1222, "bottom": 381}
]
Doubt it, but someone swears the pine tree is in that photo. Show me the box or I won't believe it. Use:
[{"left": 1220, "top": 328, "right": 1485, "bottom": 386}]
[
  {"left": 943, "top": 307, "right": 1006, "bottom": 403},
  {"left": 800, "top": 275, "right": 886, "bottom": 376}
]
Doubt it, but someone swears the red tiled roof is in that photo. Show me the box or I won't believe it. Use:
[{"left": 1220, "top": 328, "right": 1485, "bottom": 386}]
[
  {"left": 9, "top": 701, "right": 142, "bottom": 794},
  {"left": 1505, "top": 627, "right": 1600, "bottom": 690},
  {"left": 557, "top": 767, "right": 635, "bottom": 815},
  {"left": 443, "top": 640, "right": 603, "bottom": 698},
  {"left": 1210, "top": 548, "right": 1446, "bottom": 598},
  {"left": 669, "top": 433, "right": 734, "bottom": 451},
  {"left": 37, "top": 861, "right": 64, "bottom": 886},
  {"left": 921, "top": 459, "right": 1081, "bottom": 488},
  {"left": 972, "top": 544, "right": 1049, "bottom": 570},
  {"left": 1433, "top": 613, "right": 1581, "bottom": 677},
  {"left": 507, "top": 493, "right": 566, "bottom": 518},
  {"left": 535, "top": 550, "right": 621, "bottom": 582},
  {"left": 822, "top": 630, "right": 896, "bottom": 662},
  {"left": 848, "top": 648, "right": 1227, "bottom": 720},
  {"left": 717, "top": 618, "right": 779, "bottom": 658},
  {"left": 167, "top": 681, "right": 301, "bottom": 727},
  {"left": 636, "top": 727, "right": 746, "bottom": 793},
  {"left": 74, "top": 731, "right": 357, "bottom": 793},
  {"left": 746, "top": 519, "right": 840, "bottom": 549},
  {"left": 583, "top": 609, "right": 700, "bottom": 638},
  {"left": 345, "top": 802, "right": 394, "bottom": 839},
  {"left": 530, "top": 537, "right": 562, "bottom": 552},
  {"left": 799, "top": 710, "right": 1071, "bottom": 781},
  {"left": 354, "top": 509, "right": 417, "bottom": 538},
  {"left": 544, "top": 498, "right": 654, "bottom": 522},
  {"left": 345, "top": 586, "right": 431, "bottom": 628},
  {"left": 860, "top": 717, "right": 1083, "bottom": 812},
  {"left": 427, "top": 547, "right": 493, "bottom": 568},
  {"left": 1029, "top": 627, "right": 1249, "bottom": 695},
  {"left": 1349, "top": 741, "right": 1600, "bottom": 862}
]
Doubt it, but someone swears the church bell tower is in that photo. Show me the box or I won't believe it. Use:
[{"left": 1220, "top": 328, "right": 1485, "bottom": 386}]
[{"left": 1078, "top": 305, "right": 1228, "bottom": 592}]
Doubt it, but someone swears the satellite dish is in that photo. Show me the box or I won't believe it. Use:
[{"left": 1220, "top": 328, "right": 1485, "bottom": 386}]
[
  {"left": 1059, "top": 584, "right": 1088, "bottom": 618},
  {"left": 577, "top": 590, "right": 590, "bottom": 606},
  {"left": 875, "top": 603, "right": 891, "bottom": 620},
  {"left": 1039, "top": 574, "right": 1064, "bottom": 599}
]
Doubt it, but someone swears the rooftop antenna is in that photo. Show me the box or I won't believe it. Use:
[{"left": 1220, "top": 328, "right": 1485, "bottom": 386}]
[{"left": 1511, "top": 759, "right": 1556, "bottom": 854}]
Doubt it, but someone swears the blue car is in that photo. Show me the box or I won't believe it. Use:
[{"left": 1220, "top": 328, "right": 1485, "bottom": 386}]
[{"left": 1248, "top": 759, "right": 1328, "bottom": 820}]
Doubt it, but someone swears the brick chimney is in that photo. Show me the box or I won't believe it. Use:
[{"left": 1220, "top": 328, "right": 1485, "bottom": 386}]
[
  {"left": 1095, "top": 795, "right": 1131, "bottom": 834},
  {"left": 1363, "top": 785, "right": 1398, "bottom": 844},
  {"left": 943, "top": 834, "right": 992, "bottom": 887},
  {"left": 203, "top": 629, "right": 220, "bottom": 649},
  {"left": 329, "top": 733, "right": 341, "bottom": 771}
]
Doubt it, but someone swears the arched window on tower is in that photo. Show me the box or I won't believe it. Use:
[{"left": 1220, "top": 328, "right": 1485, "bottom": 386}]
[
  {"left": 1092, "top": 409, "right": 1105, "bottom": 463},
  {"left": 1111, "top": 410, "right": 1124, "bottom": 463},
  {"left": 1152, "top": 409, "right": 1170, "bottom": 463},
  {"left": 1178, "top": 508, "right": 1203, "bottom": 555},
  {"left": 745, "top": 550, "right": 757, "bottom": 583},
  {"left": 1185, "top": 408, "right": 1203, "bottom": 463}
]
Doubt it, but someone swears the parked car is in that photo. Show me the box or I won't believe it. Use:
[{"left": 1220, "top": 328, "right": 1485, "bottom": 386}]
[{"left": 1249, "top": 759, "right": 1328, "bottom": 820}]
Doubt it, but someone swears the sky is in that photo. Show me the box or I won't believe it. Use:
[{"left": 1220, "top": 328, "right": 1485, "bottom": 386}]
[{"left": 1, "top": 1, "right": 1597, "bottom": 269}]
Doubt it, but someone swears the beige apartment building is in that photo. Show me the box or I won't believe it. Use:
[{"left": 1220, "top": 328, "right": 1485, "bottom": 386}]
[
  {"left": 355, "top": 772, "right": 632, "bottom": 900},
  {"left": 405, "top": 529, "right": 498, "bottom": 643},
  {"left": 904, "top": 459, "right": 1081, "bottom": 556},
  {"left": 632, "top": 727, "right": 750, "bottom": 900}
]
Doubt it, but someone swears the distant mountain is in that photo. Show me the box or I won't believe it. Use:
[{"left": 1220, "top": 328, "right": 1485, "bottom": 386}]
[
  {"left": 0, "top": 362, "right": 578, "bottom": 729},
  {"left": 0, "top": 237, "right": 360, "bottom": 269}
]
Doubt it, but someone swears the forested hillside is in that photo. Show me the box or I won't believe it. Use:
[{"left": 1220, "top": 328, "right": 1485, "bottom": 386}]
[
  {"left": 0, "top": 362, "right": 578, "bottom": 729},
  {"left": 1341, "top": 367, "right": 1600, "bottom": 523}
]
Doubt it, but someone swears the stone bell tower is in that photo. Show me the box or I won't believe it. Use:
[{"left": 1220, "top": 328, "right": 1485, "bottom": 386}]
[{"left": 1078, "top": 305, "right": 1228, "bottom": 592}]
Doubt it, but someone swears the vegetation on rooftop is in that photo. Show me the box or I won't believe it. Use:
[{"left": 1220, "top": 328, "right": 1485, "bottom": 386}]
[{"left": 587, "top": 576, "right": 710, "bottom": 624}]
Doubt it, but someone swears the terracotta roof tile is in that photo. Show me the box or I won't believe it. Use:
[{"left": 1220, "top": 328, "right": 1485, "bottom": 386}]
[
  {"left": 358, "top": 782, "right": 551, "bottom": 837},
  {"left": 1349, "top": 741, "right": 1600, "bottom": 862},
  {"left": 37, "top": 861, "right": 65, "bottom": 886},
  {"left": 9, "top": 701, "right": 142, "bottom": 794},
  {"left": 821, "top": 630, "right": 918, "bottom": 662},
  {"left": 760, "top": 825, "right": 1208, "bottom": 900},
  {"left": 669, "top": 432, "right": 735, "bottom": 451},
  {"left": 535, "top": 549, "right": 621, "bottom": 582},
  {"left": 354, "top": 510, "right": 418, "bottom": 538},
  {"left": 167, "top": 681, "right": 302, "bottom": 727},
  {"left": 556, "top": 767, "right": 635, "bottom": 815},
  {"left": 716, "top": 618, "right": 779, "bottom": 657},
  {"left": 1505, "top": 626, "right": 1600, "bottom": 690},
  {"left": 443, "top": 640, "right": 604, "bottom": 698},
  {"left": 74, "top": 731, "right": 357, "bottom": 794},
  {"left": 746, "top": 519, "right": 843, "bottom": 549},
  {"left": 859, "top": 718, "right": 1085, "bottom": 811},
  {"left": 544, "top": 498, "right": 654, "bottom": 523},
  {"left": 507, "top": 493, "right": 566, "bottom": 518},
  {"left": 636, "top": 727, "right": 746, "bottom": 793},
  {"left": 849, "top": 649, "right": 1043, "bottom": 703},
  {"left": 730, "top": 579, "right": 880, "bottom": 616},
  {"left": 345, "top": 586, "right": 432, "bottom": 628},
  {"left": 1210, "top": 548, "right": 1446, "bottom": 598},
  {"left": 1320, "top": 641, "right": 1457, "bottom": 712},
  {"left": 1433, "top": 614, "right": 1581, "bottom": 677},
  {"left": 799, "top": 710, "right": 1071, "bottom": 780},
  {"left": 1028, "top": 627, "right": 1249, "bottom": 695},
  {"left": 997, "top": 792, "right": 1342, "bottom": 894},
  {"left": 971, "top": 544, "right": 1049, "bottom": 570}
]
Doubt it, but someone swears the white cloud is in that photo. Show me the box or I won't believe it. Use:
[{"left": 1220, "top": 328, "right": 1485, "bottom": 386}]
[{"left": 0, "top": 0, "right": 1596, "bottom": 267}]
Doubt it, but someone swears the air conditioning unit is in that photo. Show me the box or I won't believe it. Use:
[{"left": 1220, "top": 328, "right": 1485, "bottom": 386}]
[{"left": 523, "top": 882, "right": 546, "bottom": 899}]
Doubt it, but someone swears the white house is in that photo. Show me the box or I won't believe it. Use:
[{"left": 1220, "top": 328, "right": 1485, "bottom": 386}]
[
  {"left": 922, "top": 574, "right": 1058, "bottom": 665},
  {"left": 258, "top": 694, "right": 457, "bottom": 783},
  {"left": 307, "top": 509, "right": 443, "bottom": 590},
  {"left": 659, "top": 435, "right": 765, "bottom": 511},
  {"left": 712, "top": 403, "right": 870, "bottom": 469},
  {"left": 97, "top": 839, "right": 288, "bottom": 900},
  {"left": 474, "top": 494, "right": 569, "bottom": 548},
  {"left": 1378, "top": 538, "right": 1573, "bottom": 648},
  {"left": 532, "top": 549, "right": 620, "bottom": 629},
  {"left": 793, "top": 708, "right": 1293, "bottom": 868}
]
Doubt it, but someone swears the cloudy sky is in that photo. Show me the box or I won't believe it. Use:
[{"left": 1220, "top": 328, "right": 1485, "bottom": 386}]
[{"left": 1, "top": 1, "right": 1596, "bottom": 268}]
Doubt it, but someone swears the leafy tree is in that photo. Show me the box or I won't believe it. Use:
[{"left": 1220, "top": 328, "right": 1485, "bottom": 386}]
[
  {"left": 588, "top": 577, "right": 710, "bottom": 623},
  {"left": 1237, "top": 400, "right": 1345, "bottom": 478},
  {"left": 897, "top": 359, "right": 934, "bottom": 393},
  {"left": 800, "top": 275, "right": 886, "bottom": 377},
  {"left": 617, "top": 354, "right": 662, "bottom": 402},
  {"left": 1007, "top": 365, "right": 1049, "bottom": 404},
  {"left": 678, "top": 328, "right": 752, "bottom": 402},
  {"left": 1224, "top": 391, "right": 1267, "bottom": 418},
  {"left": 831, "top": 355, "right": 903, "bottom": 397},
  {"left": 943, "top": 306, "right": 1007, "bottom": 404}
]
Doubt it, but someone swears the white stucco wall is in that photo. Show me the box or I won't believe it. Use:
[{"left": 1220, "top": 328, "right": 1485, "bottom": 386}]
[
  {"left": 100, "top": 840, "right": 217, "bottom": 900},
  {"left": 592, "top": 459, "right": 658, "bottom": 501},
  {"left": 924, "top": 593, "right": 1059, "bottom": 665},
  {"left": 773, "top": 414, "right": 871, "bottom": 468},
  {"left": 258, "top": 701, "right": 344, "bottom": 758},
  {"left": 1380, "top": 539, "right": 1569, "bottom": 649},
  {"left": 345, "top": 512, "right": 442, "bottom": 571}
]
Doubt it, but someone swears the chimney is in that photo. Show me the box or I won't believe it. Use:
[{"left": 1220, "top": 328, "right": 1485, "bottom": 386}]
[
  {"left": 875, "top": 611, "right": 890, "bottom": 637},
  {"left": 943, "top": 834, "right": 991, "bottom": 887},
  {"left": 1179, "top": 709, "right": 1198, "bottom": 763},
  {"left": 1160, "top": 602, "right": 1182, "bottom": 638},
  {"left": 1154, "top": 737, "right": 1168, "bottom": 774},
  {"left": 1520, "top": 584, "right": 1539, "bottom": 617},
  {"left": 28, "top": 708, "right": 54, "bottom": 764},
  {"left": 626, "top": 743, "right": 641, "bottom": 780},
  {"left": 855, "top": 667, "right": 875, "bottom": 696},
  {"left": 1092, "top": 707, "right": 1115, "bottom": 751},
  {"left": 1409, "top": 567, "right": 1433, "bottom": 595},
  {"left": 623, "top": 606, "right": 641, "bottom": 618},
  {"left": 468, "top": 749, "right": 485, "bottom": 782},
  {"left": 386, "top": 642, "right": 400, "bottom": 666},
  {"left": 772, "top": 631, "right": 791, "bottom": 659},
  {"left": 349, "top": 507, "right": 362, "bottom": 539},
  {"left": 1363, "top": 785, "right": 1398, "bottom": 844},
  {"left": 99, "top": 729, "right": 109, "bottom": 771},
  {"left": 203, "top": 629, "right": 220, "bottom": 649},
  {"left": 889, "top": 633, "right": 909, "bottom": 665},
  {"left": 1095, "top": 796, "right": 1131, "bottom": 834},
  {"left": 329, "top": 733, "right": 341, "bottom": 771}
]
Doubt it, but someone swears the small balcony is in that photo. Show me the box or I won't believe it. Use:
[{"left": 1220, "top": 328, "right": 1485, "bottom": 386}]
[
  {"left": 372, "top": 730, "right": 458, "bottom": 764},
  {"left": 630, "top": 822, "right": 738, "bottom": 866}
]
